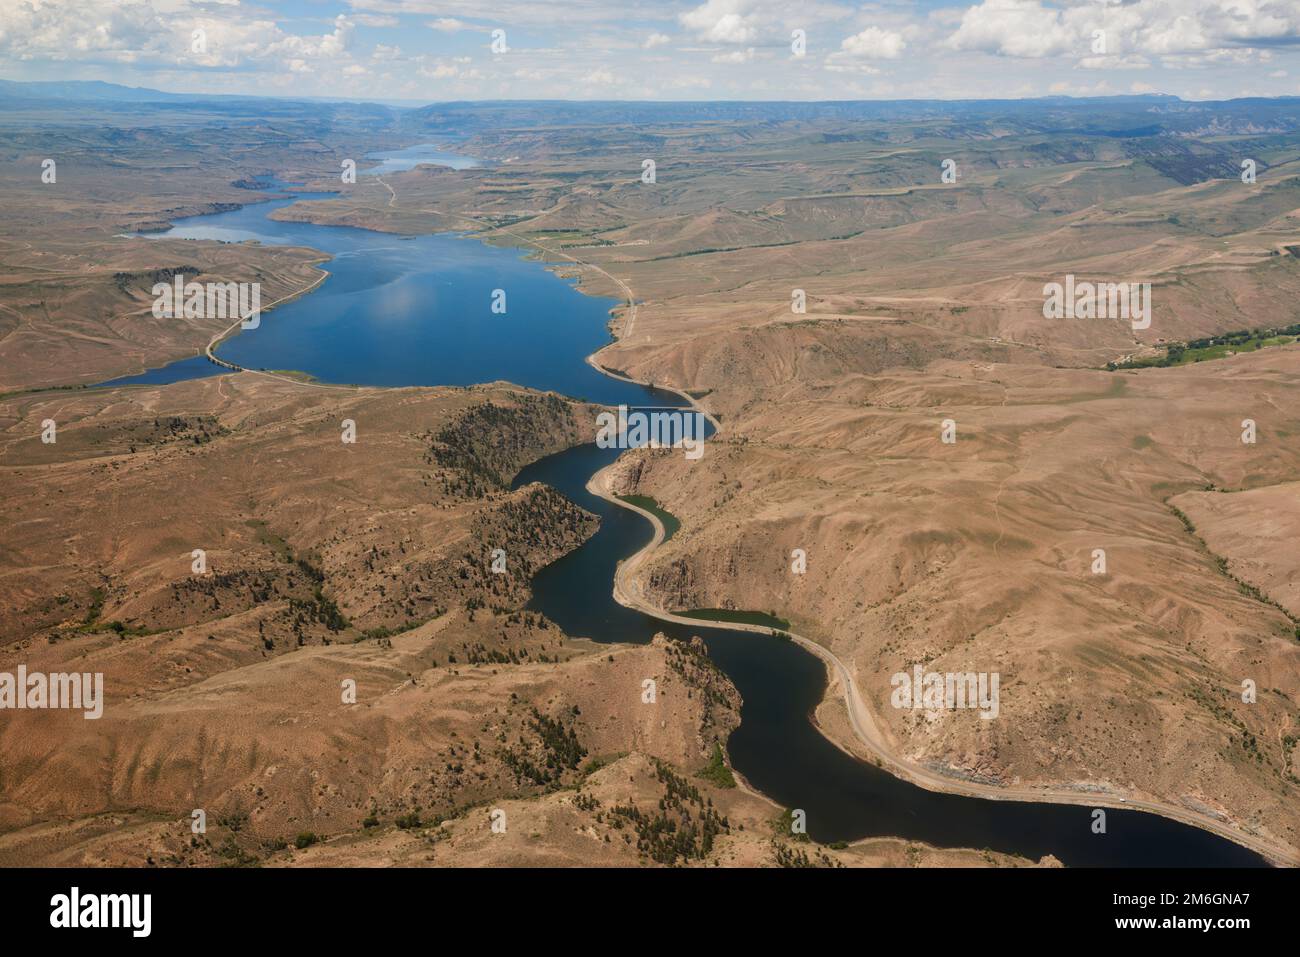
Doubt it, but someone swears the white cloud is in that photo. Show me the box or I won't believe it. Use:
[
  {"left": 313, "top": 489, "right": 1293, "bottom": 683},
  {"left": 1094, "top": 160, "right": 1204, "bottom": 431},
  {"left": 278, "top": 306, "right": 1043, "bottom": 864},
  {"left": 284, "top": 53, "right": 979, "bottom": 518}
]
[
  {"left": 644, "top": 32, "right": 671, "bottom": 49},
  {"left": 840, "top": 26, "right": 905, "bottom": 60},
  {"left": 947, "top": 0, "right": 1075, "bottom": 58},
  {"left": 0, "top": 1, "right": 362, "bottom": 74},
  {"left": 427, "top": 17, "right": 468, "bottom": 32},
  {"left": 695, "top": 13, "right": 756, "bottom": 44},
  {"left": 947, "top": 0, "right": 1300, "bottom": 62},
  {"left": 266, "top": 15, "right": 354, "bottom": 61},
  {"left": 679, "top": 1, "right": 779, "bottom": 45},
  {"left": 679, "top": 0, "right": 855, "bottom": 40}
]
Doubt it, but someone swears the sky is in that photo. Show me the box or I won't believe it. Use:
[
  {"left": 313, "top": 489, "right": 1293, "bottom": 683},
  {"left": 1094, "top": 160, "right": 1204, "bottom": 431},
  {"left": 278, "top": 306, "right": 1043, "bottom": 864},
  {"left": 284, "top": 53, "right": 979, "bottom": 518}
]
[{"left": 1, "top": 0, "right": 1298, "bottom": 102}]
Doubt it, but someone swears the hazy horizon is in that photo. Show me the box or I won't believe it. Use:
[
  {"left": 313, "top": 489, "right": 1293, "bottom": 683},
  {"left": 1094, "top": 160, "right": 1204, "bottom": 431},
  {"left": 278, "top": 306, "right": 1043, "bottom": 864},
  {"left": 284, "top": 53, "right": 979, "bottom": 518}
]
[{"left": 7, "top": 75, "right": 1299, "bottom": 108}]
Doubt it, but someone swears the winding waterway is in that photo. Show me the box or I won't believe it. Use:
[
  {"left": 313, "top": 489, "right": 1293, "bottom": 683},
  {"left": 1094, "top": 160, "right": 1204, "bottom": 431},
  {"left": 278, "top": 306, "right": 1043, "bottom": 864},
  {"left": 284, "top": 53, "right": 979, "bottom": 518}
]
[{"left": 111, "top": 151, "right": 1268, "bottom": 867}]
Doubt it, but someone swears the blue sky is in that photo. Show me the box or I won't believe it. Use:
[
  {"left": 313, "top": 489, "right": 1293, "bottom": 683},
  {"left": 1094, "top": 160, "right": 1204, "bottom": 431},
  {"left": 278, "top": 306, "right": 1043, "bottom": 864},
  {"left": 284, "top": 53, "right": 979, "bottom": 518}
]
[{"left": 2, "top": 1, "right": 1298, "bottom": 102}]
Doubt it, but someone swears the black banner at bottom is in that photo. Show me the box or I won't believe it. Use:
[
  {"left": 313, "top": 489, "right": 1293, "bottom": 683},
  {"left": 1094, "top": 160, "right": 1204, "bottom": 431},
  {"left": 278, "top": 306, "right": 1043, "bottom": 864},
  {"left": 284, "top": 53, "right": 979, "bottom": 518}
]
[{"left": 0, "top": 865, "right": 1289, "bottom": 943}]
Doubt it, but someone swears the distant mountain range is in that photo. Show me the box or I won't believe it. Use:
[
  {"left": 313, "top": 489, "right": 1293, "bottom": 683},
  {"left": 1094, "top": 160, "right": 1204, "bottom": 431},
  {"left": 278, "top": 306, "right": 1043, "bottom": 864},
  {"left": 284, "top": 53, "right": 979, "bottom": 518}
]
[
  {"left": 0, "top": 78, "right": 424, "bottom": 109},
  {"left": 3, "top": 78, "right": 1299, "bottom": 139},
  {"left": 0, "top": 79, "right": 189, "bottom": 102},
  {"left": 400, "top": 95, "right": 1300, "bottom": 139}
]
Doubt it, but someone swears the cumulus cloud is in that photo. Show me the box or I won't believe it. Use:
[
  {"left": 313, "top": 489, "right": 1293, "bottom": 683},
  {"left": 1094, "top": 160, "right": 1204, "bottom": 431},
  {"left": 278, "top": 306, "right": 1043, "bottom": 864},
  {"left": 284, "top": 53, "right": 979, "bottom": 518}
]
[
  {"left": 0, "top": 0, "right": 360, "bottom": 73},
  {"left": 0, "top": 0, "right": 171, "bottom": 64},
  {"left": 682, "top": 3, "right": 759, "bottom": 44},
  {"left": 946, "top": 0, "right": 1300, "bottom": 62},
  {"left": 947, "top": 0, "right": 1076, "bottom": 58},
  {"left": 839, "top": 26, "right": 906, "bottom": 59},
  {"left": 678, "top": 0, "right": 851, "bottom": 45},
  {"left": 644, "top": 32, "right": 672, "bottom": 49},
  {"left": 266, "top": 15, "right": 354, "bottom": 62}
]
